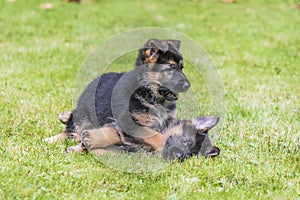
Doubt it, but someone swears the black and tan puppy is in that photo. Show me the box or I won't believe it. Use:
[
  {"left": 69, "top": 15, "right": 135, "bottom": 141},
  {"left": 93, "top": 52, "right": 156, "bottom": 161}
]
[
  {"left": 45, "top": 38, "right": 191, "bottom": 153},
  {"left": 117, "top": 115, "right": 220, "bottom": 161},
  {"left": 50, "top": 112, "right": 220, "bottom": 161},
  {"left": 162, "top": 116, "right": 220, "bottom": 161}
]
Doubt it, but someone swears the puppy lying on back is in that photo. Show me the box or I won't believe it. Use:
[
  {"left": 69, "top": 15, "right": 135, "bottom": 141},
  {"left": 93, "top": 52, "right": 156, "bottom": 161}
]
[{"left": 52, "top": 111, "right": 220, "bottom": 161}]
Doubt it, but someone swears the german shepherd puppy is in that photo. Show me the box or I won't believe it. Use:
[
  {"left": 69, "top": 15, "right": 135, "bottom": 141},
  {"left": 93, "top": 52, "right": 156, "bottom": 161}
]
[
  {"left": 51, "top": 111, "right": 220, "bottom": 161},
  {"left": 45, "top": 38, "right": 191, "bottom": 152}
]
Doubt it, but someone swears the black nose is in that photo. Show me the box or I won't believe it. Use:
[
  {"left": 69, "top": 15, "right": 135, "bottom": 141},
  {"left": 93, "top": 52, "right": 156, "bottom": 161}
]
[
  {"left": 179, "top": 80, "right": 190, "bottom": 91},
  {"left": 183, "top": 81, "right": 191, "bottom": 90},
  {"left": 170, "top": 148, "right": 184, "bottom": 161},
  {"left": 173, "top": 152, "right": 183, "bottom": 159}
]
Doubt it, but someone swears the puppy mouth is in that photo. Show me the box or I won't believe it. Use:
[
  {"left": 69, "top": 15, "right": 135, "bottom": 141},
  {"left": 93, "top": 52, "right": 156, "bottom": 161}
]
[
  {"left": 205, "top": 146, "right": 220, "bottom": 158},
  {"left": 158, "top": 86, "right": 178, "bottom": 101}
]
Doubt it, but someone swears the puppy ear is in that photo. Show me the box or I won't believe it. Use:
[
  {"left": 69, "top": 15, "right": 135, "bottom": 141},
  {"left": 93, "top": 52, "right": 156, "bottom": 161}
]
[
  {"left": 144, "top": 38, "right": 168, "bottom": 53},
  {"left": 140, "top": 39, "right": 168, "bottom": 64},
  {"left": 167, "top": 40, "right": 181, "bottom": 52},
  {"left": 192, "top": 116, "right": 220, "bottom": 132}
]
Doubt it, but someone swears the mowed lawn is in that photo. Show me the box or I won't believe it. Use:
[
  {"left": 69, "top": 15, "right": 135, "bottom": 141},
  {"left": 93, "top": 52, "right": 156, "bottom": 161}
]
[{"left": 0, "top": 0, "right": 299, "bottom": 199}]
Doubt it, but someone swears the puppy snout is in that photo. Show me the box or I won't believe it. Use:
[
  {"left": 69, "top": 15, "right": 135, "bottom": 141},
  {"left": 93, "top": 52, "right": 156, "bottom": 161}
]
[
  {"left": 179, "top": 80, "right": 191, "bottom": 91},
  {"left": 173, "top": 152, "right": 183, "bottom": 159},
  {"left": 165, "top": 147, "right": 185, "bottom": 161},
  {"left": 183, "top": 81, "right": 191, "bottom": 90}
]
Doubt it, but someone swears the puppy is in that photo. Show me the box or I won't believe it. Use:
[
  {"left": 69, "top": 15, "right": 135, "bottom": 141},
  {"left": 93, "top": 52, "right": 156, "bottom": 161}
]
[
  {"left": 49, "top": 111, "right": 220, "bottom": 161},
  {"left": 45, "top": 38, "right": 190, "bottom": 153}
]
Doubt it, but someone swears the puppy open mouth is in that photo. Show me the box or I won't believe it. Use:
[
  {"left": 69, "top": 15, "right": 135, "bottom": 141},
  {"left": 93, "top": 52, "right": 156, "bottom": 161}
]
[{"left": 158, "top": 86, "right": 178, "bottom": 101}]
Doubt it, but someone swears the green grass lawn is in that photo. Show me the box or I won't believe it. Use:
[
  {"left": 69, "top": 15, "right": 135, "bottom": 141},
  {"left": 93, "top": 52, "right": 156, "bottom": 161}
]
[{"left": 0, "top": 0, "right": 299, "bottom": 199}]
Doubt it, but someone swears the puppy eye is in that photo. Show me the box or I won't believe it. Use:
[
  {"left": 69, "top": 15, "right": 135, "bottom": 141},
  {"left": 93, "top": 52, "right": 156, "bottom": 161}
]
[
  {"left": 181, "top": 137, "right": 190, "bottom": 146},
  {"left": 169, "top": 64, "right": 176, "bottom": 69}
]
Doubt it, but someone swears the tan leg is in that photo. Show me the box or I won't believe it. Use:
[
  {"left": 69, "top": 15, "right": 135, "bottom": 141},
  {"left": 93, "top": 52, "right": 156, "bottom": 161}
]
[
  {"left": 130, "top": 126, "right": 164, "bottom": 152},
  {"left": 81, "top": 126, "right": 121, "bottom": 151},
  {"left": 44, "top": 132, "right": 67, "bottom": 143},
  {"left": 142, "top": 133, "right": 164, "bottom": 152}
]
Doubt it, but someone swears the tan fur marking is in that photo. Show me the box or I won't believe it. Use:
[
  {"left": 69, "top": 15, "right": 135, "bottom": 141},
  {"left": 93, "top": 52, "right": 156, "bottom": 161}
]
[
  {"left": 146, "top": 57, "right": 157, "bottom": 64},
  {"left": 44, "top": 132, "right": 67, "bottom": 143},
  {"left": 164, "top": 125, "right": 183, "bottom": 139},
  {"left": 145, "top": 49, "right": 151, "bottom": 57},
  {"left": 149, "top": 56, "right": 158, "bottom": 63},
  {"left": 132, "top": 113, "right": 151, "bottom": 126},
  {"left": 168, "top": 60, "right": 176, "bottom": 65},
  {"left": 84, "top": 127, "right": 121, "bottom": 149},
  {"left": 145, "top": 49, "right": 159, "bottom": 64},
  {"left": 142, "top": 133, "right": 164, "bottom": 152}
]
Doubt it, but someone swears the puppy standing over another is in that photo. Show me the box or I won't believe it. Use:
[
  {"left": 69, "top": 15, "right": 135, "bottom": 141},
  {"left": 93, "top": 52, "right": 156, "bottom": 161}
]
[{"left": 46, "top": 38, "right": 189, "bottom": 150}]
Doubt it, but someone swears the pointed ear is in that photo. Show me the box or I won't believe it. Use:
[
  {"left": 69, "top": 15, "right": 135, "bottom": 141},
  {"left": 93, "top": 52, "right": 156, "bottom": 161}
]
[
  {"left": 144, "top": 38, "right": 168, "bottom": 53},
  {"left": 192, "top": 116, "right": 220, "bottom": 132},
  {"left": 167, "top": 40, "right": 181, "bottom": 52}
]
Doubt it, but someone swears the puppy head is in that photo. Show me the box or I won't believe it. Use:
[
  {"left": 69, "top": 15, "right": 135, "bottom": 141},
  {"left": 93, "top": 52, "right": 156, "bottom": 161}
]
[
  {"left": 162, "top": 116, "right": 220, "bottom": 162},
  {"left": 136, "top": 38, "right": 181, "bottom": 65},
  {"left": 136, "top": 38, "right": 190, "bottom": 94}
]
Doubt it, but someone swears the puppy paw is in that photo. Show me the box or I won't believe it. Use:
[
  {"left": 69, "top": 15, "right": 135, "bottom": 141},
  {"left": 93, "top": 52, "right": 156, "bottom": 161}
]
[
  {"left": 58, "top": 111, "right": 72, "bottom": 125},
  {"left": 66, "top": 145, "right": 83, "bottom": 153},
  {"left": 43, "top": 132, "right": 67, "bottom": 143}
]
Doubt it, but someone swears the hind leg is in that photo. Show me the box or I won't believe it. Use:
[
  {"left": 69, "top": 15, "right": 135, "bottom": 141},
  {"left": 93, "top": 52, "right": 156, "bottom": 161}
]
[
  {"left": 44, "top": 111, "right": 76, "bottom": 143},
  {"left": 66, "top": 126, "right": 122, "bottom": 153},
  {"left": 81, "top": 126, "right": 121, "bottom": 150},
  {"left": 44, "top": 131, "right": 80, "bottom": 143}
]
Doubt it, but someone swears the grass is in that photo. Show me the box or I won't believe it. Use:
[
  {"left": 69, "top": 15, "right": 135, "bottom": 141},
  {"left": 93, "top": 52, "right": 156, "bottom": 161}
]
[{"left": 0, "top": 0, "right": 299, "bottom": 199}]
